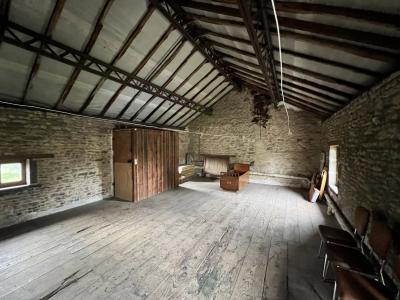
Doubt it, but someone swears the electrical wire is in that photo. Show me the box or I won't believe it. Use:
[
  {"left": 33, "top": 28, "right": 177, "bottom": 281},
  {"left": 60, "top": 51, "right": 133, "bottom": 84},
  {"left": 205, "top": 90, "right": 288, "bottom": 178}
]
[{"left": 270, "top": 0, "right": 292, "bottom": 135}]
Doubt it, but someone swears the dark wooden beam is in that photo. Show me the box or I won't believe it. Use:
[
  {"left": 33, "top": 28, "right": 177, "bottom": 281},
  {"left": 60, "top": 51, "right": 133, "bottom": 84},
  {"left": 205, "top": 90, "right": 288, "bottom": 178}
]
[
  {"left": 274, "top": 30, "right": 397, "bottom": 62},
  {"left": 276, "top": 61, "right": 364, "bottom": 91},
  {"left": 229, "top": 63, "right": 262, "bottom": 77},
  {"left": 233, "top": 69, "right": 266, "bottom": 85},
  {"left": 78, "top": 6, "right": 156, "bottom": 113},
  {"left": 162, "top": 68, "right": 218, "bottom": 125},
  {"left": 21, "top": 0, "right": 66, "bottom": 103},
  {"left": 176, "top": 84, "right": 234, "bottom": 127},
  {"left": 280, "top": 80, "right": 347, "bottom": 104},
  {"left": 187, "top": 12, "right": 243, "bottom": 27},
  {"left": 207, "top": 39, "right": 256, "bottom": 58},
  {"left": 203, "top": 29, "right": 252, "bottom": 46},
  {"left": 274, "top": 2, "right": 400, "bottom": 28},
  {"left": 177, "top": 0, "right": 241, "bottom": 18},
  {"left": 54, "top": 0, "right": 115, "bottom": 109},
  {"left": 151, "top": 0, "right": 237, "bottom": 87},
  {"left": 152, "top": 59, "right": 208, "bottom": 123},
  {"left": 277, "top": 16, "right": 400, "bottom": 50},
  {"left": 217, "top": 50, "right": 260, "bottom": 69},
  {"left": 285, "top": 95, "right": 334, "bottom": 114},
  {"left": 284, "top": 98, "right": 329, "bottom": 117},
  {"left": 4, "top": 21, "right": 209, "bottom": 115},
  {"left": 100, "top": 25, "right": 175, "bottom": 116},
  {"left": 278, "top": 73, "right": 354, "bottom": 99},
  {"left": 283, "top": 92, "right": 339, "bottom": 111},
  {"left": 235, "top": 74, "right": 270, "bottom": 91},
  {"left": 0, "top": 0, "right": 10, "bottom": 44},
  {"left": 282, "top": 88, "right": 343, "bottom": 108},
  {"left": 277, "top": 47, "right": 381, "bottom": 77},
  {"left": 130, "top": 45, "right": 196, "bottom": 122},
  {"left": 239, "top": 0, "right": 277, "bottom": 104}
]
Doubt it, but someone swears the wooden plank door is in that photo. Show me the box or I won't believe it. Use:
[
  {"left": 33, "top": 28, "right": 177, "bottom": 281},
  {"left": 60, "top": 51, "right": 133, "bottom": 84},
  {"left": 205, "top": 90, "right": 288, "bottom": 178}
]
[{"left": 113, "top": 130, "right": 133, "bottom": 201}]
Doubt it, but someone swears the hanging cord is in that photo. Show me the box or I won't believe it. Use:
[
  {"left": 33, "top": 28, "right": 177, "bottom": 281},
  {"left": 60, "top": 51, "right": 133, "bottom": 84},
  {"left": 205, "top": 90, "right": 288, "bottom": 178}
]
[{"left": 270, "top": 0, "right": 292, "bottom": 135}]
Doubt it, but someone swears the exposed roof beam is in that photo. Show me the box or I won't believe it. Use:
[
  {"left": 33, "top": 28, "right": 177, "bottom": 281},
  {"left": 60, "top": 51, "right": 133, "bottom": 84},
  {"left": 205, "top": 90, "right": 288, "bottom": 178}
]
[
  {"left": 278, "top": 73, "right": 354, "bottom": 99},
  {"left": 277, "top": 16, "right": 400, "bottom": 50},
  {"left": 177, "top": 0, "right": 241, "bottom": 18},
  {"left": 21, "top": 0, "right": 66, "bottom": 103},
  {"left": 4, "top": 21, "right": 209, "bottom": 115},
  {"left": 280, "top": 80, "right": 347, "bottom": 104},
  {"left": 151, "top": 0, "right": 237, "bottom": 87},
  {"left": 100, "top": 25, "right": 175, "bottom": 116},
  {"left": 234, "top": 69, "right": 266, "bottom": 85},
  {"left": 278, "top": 47, "right": 381, "bottom": 77},
  {"left": 274, "top": 30, "right": 397, "bottom": 62},
  {"left": 228, "top": 63, "right": 262, "bottom": 77},
  {"left": 285, "top": 95, "right": 334, "bottom": 114},
  {"left": 207, "top": 38, "right": 256, "bottom": 58},
  {"left": 187, "top": 12, "right": 243, "bottom": 27},
  {"left": 131, "top": 46, "right": 196, "bottom": 122},
  {"left": 177, "top": 85, "right": 234, "bottom": 126},
  {"left": 274, "top": 2, "right": 400, "bottom": 28},
  {"left": 54, "top": 0, "right": 115, "bottom": 109},
  {"left": 116, "top": 38, "right": 186, "bottom": 119},
  {"left": 276, "top": 62, "right": 364, "bottom": 91},
  {"left": 283, "top": 88, "right": 343, "bottom": 108},
  {"left": 217, "top": 51, "right": 260, "bottom": 69},
  {"left": 152, "top": 59, "right": 208, "bottom": 123},
  {"left": 202, "top": 29, "right": 252, "bottom": 45},
  {"left": 235, "top": 74, "right": 270, "bottom": 91},
  {"left": 284, "top": 98, "right": 329, "bottom": 117},
  {"left": 161, "top": 69, "right": 219, "bottom": 125},
  {"left": 79, "top": 6, "right": 156, "bottom": 113},
  {"left": 239, "top": 0, "right": 277, "bottom": 104},
  {"left": 0, "top": 0, "right": 10, "bottom": 44}
]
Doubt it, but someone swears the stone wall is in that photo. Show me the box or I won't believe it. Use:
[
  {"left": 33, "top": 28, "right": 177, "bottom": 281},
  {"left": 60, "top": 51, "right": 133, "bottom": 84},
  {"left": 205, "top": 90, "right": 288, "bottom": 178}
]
[
  {"left": 322, "top": 70, "right": 400, "bottom": 228},
  {"left": 0, "top": 107, "right": 114, "bottom": 228},
  {"left": 183, "top": 88, "right": 323, "bottom": 187}
]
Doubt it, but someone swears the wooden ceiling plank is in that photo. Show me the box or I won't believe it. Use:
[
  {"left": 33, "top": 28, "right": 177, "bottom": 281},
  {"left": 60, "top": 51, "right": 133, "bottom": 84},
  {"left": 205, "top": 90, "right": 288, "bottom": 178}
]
[
  {"left": 206, "top": 38, "right": 256, "bottom": 58},
  {"left": 187, "top": 12, "right": 243, "bottom": 27}
]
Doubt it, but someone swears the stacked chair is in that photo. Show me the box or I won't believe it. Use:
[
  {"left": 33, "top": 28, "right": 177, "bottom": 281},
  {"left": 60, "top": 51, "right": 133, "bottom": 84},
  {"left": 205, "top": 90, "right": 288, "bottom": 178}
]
[{"left": 317, "top": 206, "right": 399, "bottom": 299}]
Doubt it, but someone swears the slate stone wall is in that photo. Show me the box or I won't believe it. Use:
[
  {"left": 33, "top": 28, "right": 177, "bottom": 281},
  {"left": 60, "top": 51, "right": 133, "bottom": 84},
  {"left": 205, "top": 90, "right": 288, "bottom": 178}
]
[
  {"left": 181, "top": 88, "right": 323, "bottom": 187},
  {"left": 322, "top": 70, "right": 400, "bottom": 227},
  {"left": 0, "top": 107, "right": 113, "bottom": 228}
]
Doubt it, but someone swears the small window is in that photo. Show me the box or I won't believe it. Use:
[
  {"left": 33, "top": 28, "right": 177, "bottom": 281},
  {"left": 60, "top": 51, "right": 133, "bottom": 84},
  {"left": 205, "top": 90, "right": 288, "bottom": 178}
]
[
  {"left": 0, "top": 160, "right": 28, "bottom": 189},
  {"left": 328, "top": 145, "right": 339, "bottom": 194}
]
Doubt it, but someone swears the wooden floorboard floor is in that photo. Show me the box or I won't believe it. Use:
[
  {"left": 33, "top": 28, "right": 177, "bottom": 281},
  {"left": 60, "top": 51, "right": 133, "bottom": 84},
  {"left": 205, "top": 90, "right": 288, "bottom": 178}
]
[{"left": 0, "top": 181, "right": 338, "bottom": 300}]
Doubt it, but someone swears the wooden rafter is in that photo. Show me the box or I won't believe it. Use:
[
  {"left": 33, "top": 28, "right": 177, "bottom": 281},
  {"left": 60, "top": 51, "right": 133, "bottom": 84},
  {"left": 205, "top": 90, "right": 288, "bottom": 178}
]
[
  {"left": 284, "top": 92, "right": 339, "bottom": 111},
  {"left": 162, "top": 68, "right": 218, "bottom": 125},
  {"left": 21, "top": 0, "right": 65, "bottom": 103},
  {"left": 283, "top": 88, "right": 343, "bottom": 108},
  {"left": 78, "top": 6, "right": 156, "bottom": 113},
  {"left": 218, "top": 51, "right": 260, "bottom": 69},
  {"left": 0, "top": 0, "right": 10, "bottom": 44},
  {"left": 100, "top": 25, "right": 175, "bottom": 116},
  {"left": 273, "top": 30, "right": 397, "bottom": 62},
  {"left": 206, "top": 38, "right": 256, "bottom": 58},
  {"left": 151, "top": 0, "right": 237, "bottom": 87},
  {"left": 152, "top": 59, "right": 208, "bottom": 123},
  {"left": 285, "top": 98, "right": 329, "bottom": 117},
  {"left": 276, "top": 16, "right": 400, "bottom": 50},
  {"left": 54, "top": 0, "right": 115, "bottom": 109},
  {"left": 4, "top": 21, "right": 209, "bottom": 115},
  {"left": 177, "top": 0, "right": 240, "bottom": 18},
  {"left": 274, "top": 2, "right": 400, "bottom": 28},
  {"left": 238, "top": 0, "right": 277, "bottom": 104},
  {"left": 116, "top": 38, "right": 186, "bottom": 119},
  {"left": 131, "top": 45, "right": 197, "bottom": 122},
  {"left": 187, "top": 12, "right": 243, "bottom": 27}
]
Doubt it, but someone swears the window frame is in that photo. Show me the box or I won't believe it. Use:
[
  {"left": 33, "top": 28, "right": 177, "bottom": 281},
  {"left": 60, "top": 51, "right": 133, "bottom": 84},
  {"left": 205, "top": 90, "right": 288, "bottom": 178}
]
[
  {"left": 328, "top": 144, "right": 339, "bottom": 194},
  {"left": 0, "top": 159, "right": 27, "bottom": 189}
]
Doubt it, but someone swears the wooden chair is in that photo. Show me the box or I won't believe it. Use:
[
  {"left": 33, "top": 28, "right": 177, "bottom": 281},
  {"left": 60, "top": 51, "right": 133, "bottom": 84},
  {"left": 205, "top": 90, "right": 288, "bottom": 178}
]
[
  {"left": 318, "top": 206, "right": 370, "bottom": 257},
  {"left": 332, "top": 255, "right": 400, "bottom": 300},
  {"left": 323, "top": 219, "right": 392, "bottom": 284}
]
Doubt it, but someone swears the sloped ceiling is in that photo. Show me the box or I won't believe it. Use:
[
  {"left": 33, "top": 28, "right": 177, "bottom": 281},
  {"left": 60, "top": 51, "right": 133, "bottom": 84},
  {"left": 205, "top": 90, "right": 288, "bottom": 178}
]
[{"left": 0, "top": 0, "right": 399, "bottom": 128}]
